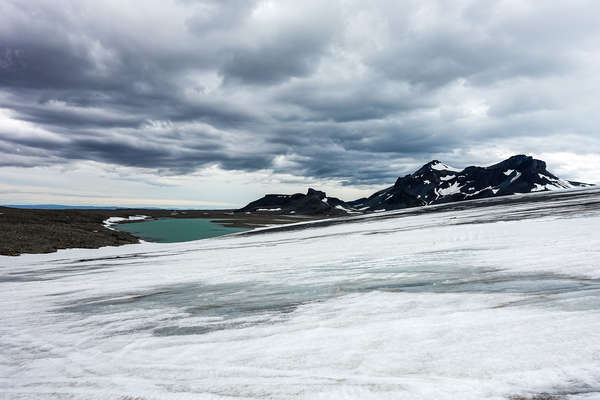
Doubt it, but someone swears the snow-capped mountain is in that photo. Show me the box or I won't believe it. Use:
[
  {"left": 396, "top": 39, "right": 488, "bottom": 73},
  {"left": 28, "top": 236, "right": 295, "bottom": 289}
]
[
  {"left": 239, "top": 155, "right": 593, "bottom": 215},
  {"left": 349, "top": 155, "right": 592, "bottom": 212}
]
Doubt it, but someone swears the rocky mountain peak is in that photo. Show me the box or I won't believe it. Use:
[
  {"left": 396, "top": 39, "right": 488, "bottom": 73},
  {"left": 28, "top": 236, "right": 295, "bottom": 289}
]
[
  {"left": 354, "top": 155, "right": 592, "bottom": 213},
  {"left": 306, "top": 188, "right": 326, "bottom": 199},
  {"left": 488, "top": 154, "right": 546, "bottom": 172},
  {"left": 414, "top": 160, "right": 460, "bottom": 175},
  {"left": 239, "top": 187, "right": 345, "bottom": 216}
]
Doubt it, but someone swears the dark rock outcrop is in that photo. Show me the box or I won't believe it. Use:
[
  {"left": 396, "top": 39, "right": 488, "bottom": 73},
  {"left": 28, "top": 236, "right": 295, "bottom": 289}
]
[{"left": 239, "top": 188, "right": 350, "bottom": 216}]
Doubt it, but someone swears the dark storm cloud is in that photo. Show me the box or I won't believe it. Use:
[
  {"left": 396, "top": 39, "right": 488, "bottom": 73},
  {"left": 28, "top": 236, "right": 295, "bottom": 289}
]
[
  {"left": 218, "top": 22, "right": 335, "bottom": 85},
  {"left": 1, "top": 0, "right": 599, "bottom": 185}
]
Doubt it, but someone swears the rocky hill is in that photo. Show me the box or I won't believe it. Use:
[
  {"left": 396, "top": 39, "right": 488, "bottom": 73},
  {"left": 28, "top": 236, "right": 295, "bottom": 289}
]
[
  {"left": 350, "top": 155, "right": 592, "bottom": 212},
  {"left": 239, "top": 188, "right": 351, "bottom": 216},
  {"left": 239, "top": 155, "right": 593, "bottom": 215}
]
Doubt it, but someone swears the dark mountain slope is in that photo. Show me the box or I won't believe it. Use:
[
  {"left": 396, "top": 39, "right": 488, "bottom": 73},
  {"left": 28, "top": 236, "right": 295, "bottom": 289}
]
[
  {"left": 239, "top": 155, "right": 593, "bottom": 216},
  {"left": 239, "top": 188, "right": 351, "bottom": 216},
  {"left": 352, "top": 155, "right": 592, "bottom": 212}
]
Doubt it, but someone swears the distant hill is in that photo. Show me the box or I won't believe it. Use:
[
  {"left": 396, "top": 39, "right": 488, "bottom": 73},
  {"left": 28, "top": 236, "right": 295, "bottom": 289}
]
[
  {"left": 2, "top": 204, "right": 164, "bottom": 210},
  {"left": 239, "top": 155, "right": 593, "bottom": 215},
  {"left": 239, "top": 188, "right": 351, "bottom": 216}
]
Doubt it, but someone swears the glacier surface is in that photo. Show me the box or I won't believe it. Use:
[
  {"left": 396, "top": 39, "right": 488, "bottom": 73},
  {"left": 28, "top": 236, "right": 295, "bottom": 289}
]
[{"left": 2, "top": 188, "right": 600, "bottom": 400}]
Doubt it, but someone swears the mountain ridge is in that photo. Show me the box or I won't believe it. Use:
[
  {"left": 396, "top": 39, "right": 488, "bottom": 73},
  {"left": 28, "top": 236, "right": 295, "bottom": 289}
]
[{"left": 238, "top": 155, "right": 593, "bottom": 215}]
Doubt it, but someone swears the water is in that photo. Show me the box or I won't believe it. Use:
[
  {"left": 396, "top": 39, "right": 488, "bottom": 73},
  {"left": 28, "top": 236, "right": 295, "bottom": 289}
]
[{"left": 113, "top": 217, "right": 249, "bottom": 242}]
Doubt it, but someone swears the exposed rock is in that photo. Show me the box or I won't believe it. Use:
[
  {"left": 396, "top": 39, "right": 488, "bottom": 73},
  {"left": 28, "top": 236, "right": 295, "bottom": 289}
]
[
  {"left": 239, "top": 188, "right": 349, "bottom": 216},
  {"left": 350, "top": 155, "right": 593, "bottom": 212},
  {"left": 240, "top": 155, "right": 593, "bottom": 215}
]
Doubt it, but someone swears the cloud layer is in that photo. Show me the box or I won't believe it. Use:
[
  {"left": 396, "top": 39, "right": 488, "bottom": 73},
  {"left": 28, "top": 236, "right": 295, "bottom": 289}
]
[{"left": 1, "top": 0, "right": 599, "bottom": 193}]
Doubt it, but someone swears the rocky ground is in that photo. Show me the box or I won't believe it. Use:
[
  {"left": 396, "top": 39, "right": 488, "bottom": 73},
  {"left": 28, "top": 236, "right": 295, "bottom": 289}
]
[{"left": 0, "top": 207, "right": 317, "bottom": 256}]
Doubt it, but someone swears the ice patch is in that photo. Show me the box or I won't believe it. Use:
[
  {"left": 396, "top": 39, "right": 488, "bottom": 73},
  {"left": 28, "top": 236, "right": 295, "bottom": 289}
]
[
  {"left": 257, "top": 208, "right": 282, "bottom": 211},
  {"left": 440, "top": 175, "right": 456, "bottom": 181},
  {"left": 538, "top": 174, "right": 575, "bottom": 189},
  {"left": 504, "top": 169, "right": 514, "bottom": 176},
  {"left": 466, "top": 186, "right": 491, "bottom": 197},
  {"left": 103, "top": 215, "right": 148, "bottom": 227},
  {"left": 438, "top": 181, "right": 462, "bottom": 196},
  {"left": 335, "top": 205, "right": 361, "bottom": 214},
  {"left": 510, "top": 172, "right": 522, "bottom": 183}
]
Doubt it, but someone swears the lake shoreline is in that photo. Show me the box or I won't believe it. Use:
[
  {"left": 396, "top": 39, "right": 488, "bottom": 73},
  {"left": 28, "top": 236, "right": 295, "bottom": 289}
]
[
  {"left": 5, "top": 188, "right": 595, "bottom": 256},
  {"left": 0, "top": 207, "right": 320, "bottom": 256}
]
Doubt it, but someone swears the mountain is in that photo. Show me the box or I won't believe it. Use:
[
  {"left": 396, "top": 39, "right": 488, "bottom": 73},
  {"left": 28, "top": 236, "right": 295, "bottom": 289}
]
[
  {"left": 239, "top": 155, "right": 593, "bottom": 216},
  {"left": 239, "top": 188, "right": 351, "bottom": 216},
  {"left": 350, "top": 155, "right": 593, "bottom": 212}
]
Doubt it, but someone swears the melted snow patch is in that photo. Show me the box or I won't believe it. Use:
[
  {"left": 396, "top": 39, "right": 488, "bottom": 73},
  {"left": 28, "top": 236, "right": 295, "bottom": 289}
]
[
  {"left": 538, "top": 174, "right": 574, "bottom": 189},
  {"left": 534, "top": 177, "right": 574, "bottom": 191},
  {"left": 103, "top": 215, "right": 149, "bottom": 227},
  {"left": 531, "top": 183, "right": 570, "bottom": 192},
  {"left": 466, "top": 186, "right": 491, "bottom": 197},
  {"left": 510, "top": 172, "right": 522, "bottom": 183},
  {"left": 335, "top": 205, "right": 361, "bottom": 214}
]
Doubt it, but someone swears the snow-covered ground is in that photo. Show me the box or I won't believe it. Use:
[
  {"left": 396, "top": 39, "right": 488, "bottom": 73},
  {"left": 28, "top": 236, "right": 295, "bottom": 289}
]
[{"left": 2, "top": 188, "right": 600, "bottom": 400}]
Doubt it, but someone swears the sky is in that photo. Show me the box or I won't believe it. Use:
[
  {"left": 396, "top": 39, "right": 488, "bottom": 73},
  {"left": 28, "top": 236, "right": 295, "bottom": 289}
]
[{"left": 1, "top": 0, "right": 599, "bottom": 208}]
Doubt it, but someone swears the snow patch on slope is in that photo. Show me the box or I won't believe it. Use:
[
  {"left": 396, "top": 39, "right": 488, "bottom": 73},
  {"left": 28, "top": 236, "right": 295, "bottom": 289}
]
[
  {"left": 440, "top": 174, "right": 456, "bottom": 181},
  {"left": 438, "top": 181, "right": 462, "bottom": 196},
  {"left": 430, "top": 161, "right": 461, "bottom": 172},
  {"left": 510, "top": 172, "right": 522, "bottom": 183}
]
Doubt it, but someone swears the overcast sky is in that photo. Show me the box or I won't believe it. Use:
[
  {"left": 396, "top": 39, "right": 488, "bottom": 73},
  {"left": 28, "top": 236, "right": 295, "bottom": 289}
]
[{"left": 1, "top": 0, "right": 599, "bottom": 207}]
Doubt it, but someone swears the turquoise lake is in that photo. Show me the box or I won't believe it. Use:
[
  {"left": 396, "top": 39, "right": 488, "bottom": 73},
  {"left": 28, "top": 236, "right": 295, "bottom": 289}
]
[{"left": 114, "top": 218, "right": 249, "bottom": 243}]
